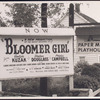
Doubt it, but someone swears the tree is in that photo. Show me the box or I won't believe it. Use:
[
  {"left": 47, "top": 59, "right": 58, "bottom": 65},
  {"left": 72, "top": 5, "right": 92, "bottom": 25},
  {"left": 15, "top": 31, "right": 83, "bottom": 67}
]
[
  {"left": 4, "top": 3, "right": 66, "bottom": 27},
  {"left": 5, "top": 3, "right": 40, "bottom": 27},
  {"left": 47, "top": 3, "right": 65, "bottom": 18},
  {"left": 0, "top": 18, "right": 7, "bottom": 27},
  {"left": 47, "top": 3, "right": 66, "bottom": 27}
]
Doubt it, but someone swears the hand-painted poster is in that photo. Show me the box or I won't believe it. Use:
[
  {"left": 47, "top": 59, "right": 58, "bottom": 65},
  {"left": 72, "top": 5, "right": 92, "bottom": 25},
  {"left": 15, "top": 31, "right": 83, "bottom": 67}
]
[{"left": 0, "top": 28, "right": 74, "bottom": 80}]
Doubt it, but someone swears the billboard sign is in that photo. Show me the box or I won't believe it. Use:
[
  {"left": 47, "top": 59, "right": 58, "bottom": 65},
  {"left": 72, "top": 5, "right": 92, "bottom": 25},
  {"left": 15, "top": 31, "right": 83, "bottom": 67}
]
[{"left": 0, "top": 28, "right": 74, "bottom": 80}]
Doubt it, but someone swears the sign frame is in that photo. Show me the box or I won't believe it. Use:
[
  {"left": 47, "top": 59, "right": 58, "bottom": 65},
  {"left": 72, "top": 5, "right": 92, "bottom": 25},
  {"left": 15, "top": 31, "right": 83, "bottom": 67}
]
[{"left": 0, "top": 28, "right": 75, "bottom": 80}]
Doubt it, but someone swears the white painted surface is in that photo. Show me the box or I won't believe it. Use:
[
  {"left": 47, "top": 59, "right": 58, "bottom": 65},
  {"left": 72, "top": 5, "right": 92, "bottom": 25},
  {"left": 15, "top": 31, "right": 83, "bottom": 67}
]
[{"left": 0, "top": 28, "right": 74, "bottom": 80}]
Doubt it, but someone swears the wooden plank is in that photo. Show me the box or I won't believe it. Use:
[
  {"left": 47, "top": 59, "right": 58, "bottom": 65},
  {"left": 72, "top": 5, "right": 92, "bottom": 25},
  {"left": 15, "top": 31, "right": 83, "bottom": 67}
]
[
  {"left": 76, "top": 26, "right": 100, "bottom": 35},
  {"left": 88, "top": 89, "right": 94, "bottom": 97},
  {"left": 69, "top": 4, "right": 74, "bottom": 27},
  {"left": 74, "top": 23, "right": 100, "bottom": 26},
  {"left": 40, "top": 3, "right": 48, "bottom": 96},
  {"left": 70, "top": 88, "right": 89, "bottom": 92},
  {"left": 0, "top": 81, "right": 2, "bottom": 96},
  {"left": 69, "top": 75, "right": 74, "bottom": 90},
  {"left": 93, "top": 88, "right": 100, "bottom": 96},
  {"left": 0, "top": 28, "right": 75, "bottom": 36}
]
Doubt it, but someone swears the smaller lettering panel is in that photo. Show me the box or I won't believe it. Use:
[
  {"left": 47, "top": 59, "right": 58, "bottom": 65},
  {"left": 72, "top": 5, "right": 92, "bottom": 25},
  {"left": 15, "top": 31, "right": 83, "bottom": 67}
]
[{"left": 77, "top": 35, "right": 100, "bottom": 53}]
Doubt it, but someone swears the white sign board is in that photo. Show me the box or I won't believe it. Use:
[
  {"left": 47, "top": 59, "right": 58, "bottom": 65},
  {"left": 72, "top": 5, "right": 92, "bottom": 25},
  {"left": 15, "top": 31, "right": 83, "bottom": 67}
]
[{"left": 0, "top": 28, "right": 74, "bottom": 80}]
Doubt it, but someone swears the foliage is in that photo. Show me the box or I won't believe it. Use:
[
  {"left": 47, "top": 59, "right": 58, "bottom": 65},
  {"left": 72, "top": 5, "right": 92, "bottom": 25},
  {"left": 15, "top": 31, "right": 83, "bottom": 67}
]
[
  {"left": 74, "top": 61, "right": 89, "bottom": 75},
  {"left": 47, "top": 3, "right": 66, "bottom": 27},
  {"left": 74, "top": 75, "right": 100, "bottom": 91},
  {"left": 2, "top": 3, "right": 67, "bottom": 27},
  {"left": 0, "top": 17, "right": 7, "bottom": 27},
  {"left": 2, "top": 77, "right": 70, "bottom": 96},
  {"left": 5, "top": 3, "right": 40, "bottom": 27},
  {"left": 47, "top": 3, "right": 65, "bottom": 18},
  {"left": 93, "top": 63, "right": 100, "bottom": 68},
  {"left": 81, "top": 65, "right": 100, "bottom": 82},
  {"left": 74, "top": 62, "right": 100, "bottom": 96},
  {"left": 48, "top": 77, "right": 69, "bottom": 96},
  {"left": 0, "top": 20, "right": 6, "bottom": 27},
  {"left": 2, "top": 78, "right": 40, "bottom": 95}
]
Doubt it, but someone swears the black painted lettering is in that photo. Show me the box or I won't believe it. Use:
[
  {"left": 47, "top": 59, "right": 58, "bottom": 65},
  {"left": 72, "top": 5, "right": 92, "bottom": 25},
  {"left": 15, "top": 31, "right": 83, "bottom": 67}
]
[
  {"left": 5, "top": 38, "right": 13, "bottom": 54},
  {"left": 40, "top": 45, "right": 44, "bottom": 53},
  {"left": 42, "top": 29, "right": 48, "bottom": 33},
  {"left": 52, "top": 44, "right": 57, "bottom": 53},
  {"left": 45, "top": 45, "right": 50, "bottom": 53},
  {"left": 31, "top": 45, "right": 38, "bottom": 53},
  {"left": 26, "top": 45, "right": 31, "bottom": 54},
  {"left": 13, "top": 44, "right": 19, "bottom": 54},
  {"left": 20, "top": 45, "right": 25, "bottom": 54}
]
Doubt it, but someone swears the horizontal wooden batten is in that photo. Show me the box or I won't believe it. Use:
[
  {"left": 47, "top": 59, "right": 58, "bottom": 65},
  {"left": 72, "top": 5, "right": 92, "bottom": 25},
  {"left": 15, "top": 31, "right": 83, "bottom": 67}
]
[
  {"left": 75, "top": 26, "right": 100, "bottom": 35},
  {"left": 0, "top": 28, "right": 75, "bottom": 36},
  {"left": 74, "top": 23, "right": 100, "bottom": 26}
]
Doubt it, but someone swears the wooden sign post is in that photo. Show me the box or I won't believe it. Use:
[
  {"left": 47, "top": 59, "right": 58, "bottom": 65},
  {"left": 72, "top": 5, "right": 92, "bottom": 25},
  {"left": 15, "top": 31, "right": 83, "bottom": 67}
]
[
  {"left": 40, "top": 3, "right": 48, "bottom": 96},
  {"left": 69, "top": 3, "right": 74, "bottom": 91},
  {"left": 0, "top": 81, "right": 2, "bottom": 96},
  {"left": 69, "top": 3, "right": 74, "bottom": 27}
]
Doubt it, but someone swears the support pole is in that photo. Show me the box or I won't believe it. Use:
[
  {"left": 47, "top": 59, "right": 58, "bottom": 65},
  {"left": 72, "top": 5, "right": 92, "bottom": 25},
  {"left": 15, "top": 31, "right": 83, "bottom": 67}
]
[
  {"left": 41, "top": 3, "right": 47, "bottom": 28},
  {"left": 0, "top": 81, "right": 2, "bottom": 96},
  {"left": 88, "top": 89, "right": 94, "bottom": 97},
  {"left": 69, "top": 3, "right": 74, "bottom": 91},
  {"left": 40, "top": 3, "right": 48, "bottom": 96},
  {"left": 69, "top": 3, "right": 74, "bottom": 27},
  {"left": 69, "top": 75, "right": 74, "bottom": 90}
]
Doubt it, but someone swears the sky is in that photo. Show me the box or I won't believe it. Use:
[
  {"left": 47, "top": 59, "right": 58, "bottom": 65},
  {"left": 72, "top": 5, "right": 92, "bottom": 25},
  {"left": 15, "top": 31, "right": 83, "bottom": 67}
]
[{"left": 80, "top": 1, "right": 100, "bottom": 22}]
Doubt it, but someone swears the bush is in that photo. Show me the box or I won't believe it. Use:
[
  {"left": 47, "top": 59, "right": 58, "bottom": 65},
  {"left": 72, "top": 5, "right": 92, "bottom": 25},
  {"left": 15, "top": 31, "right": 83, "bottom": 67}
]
[
  {"left": 2, "top": 78, "right": 40, "bottom": 95},
  {"left": 48, "top": 77, "right": 69, "bottom": 96},
  {"left": 74, "top": 61, "right": 89, "bottom": 75},
  {"left": 93, "top": 63, "right": 100, "bottom": 68},
  {"left": 74, "top": 75, "right": 100, "bottom": 91},
  {"left": 81, "top": 65, "right": 100, "bottom": 82}
]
